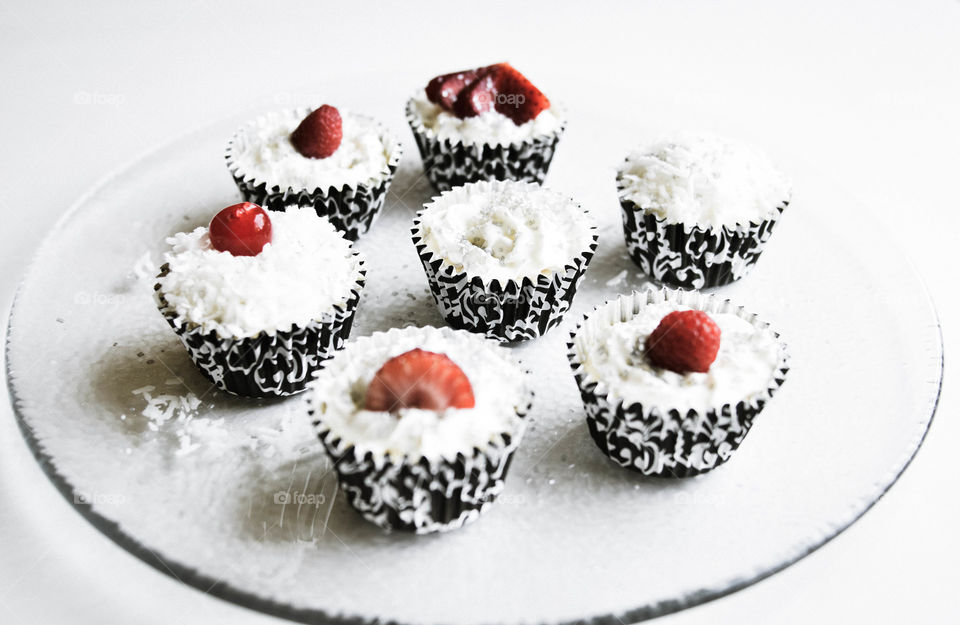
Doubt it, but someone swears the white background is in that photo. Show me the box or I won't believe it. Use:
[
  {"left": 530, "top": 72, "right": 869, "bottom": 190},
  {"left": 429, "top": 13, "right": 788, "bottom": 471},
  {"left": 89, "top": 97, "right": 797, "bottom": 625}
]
[{"left": 0, "top": 1, "right": 957, "bottom": 623}]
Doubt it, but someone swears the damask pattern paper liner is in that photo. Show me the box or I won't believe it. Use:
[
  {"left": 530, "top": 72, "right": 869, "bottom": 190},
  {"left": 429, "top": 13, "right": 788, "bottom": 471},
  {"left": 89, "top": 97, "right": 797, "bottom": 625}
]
[{"left": 154, "top": 263, "right": 365, "bottom": 398}]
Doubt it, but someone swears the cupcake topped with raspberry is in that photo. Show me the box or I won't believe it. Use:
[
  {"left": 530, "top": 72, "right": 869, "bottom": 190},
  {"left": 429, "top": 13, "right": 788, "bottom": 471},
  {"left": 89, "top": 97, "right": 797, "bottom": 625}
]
[
  {"left": 309, "top": 326, "right": 532, "bottom": 532},
  {"left": 227, "top": 105, "right": 395, "bottom": 193},
  {"left": 226, "top": 105, "right": 402, "bottom": 239},
  {"left": 577, "top": 300, "right": 782, "bottom": 412},
  {"left": 568, "top": 289, "right": 789, "bottom": 476},
  {"left": 406, "top": 63, "right": 566, "bottom": 192},
  {"left": 409, "top": 63, "right": 563, "bottom": 147}
]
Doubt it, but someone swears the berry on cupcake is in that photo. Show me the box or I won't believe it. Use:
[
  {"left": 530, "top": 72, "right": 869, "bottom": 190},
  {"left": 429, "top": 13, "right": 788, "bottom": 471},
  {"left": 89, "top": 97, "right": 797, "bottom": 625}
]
[
  {"left": 568, "top": 289, "right": 789, "bottom": 477},
  {"left": 226, "top": 104, "right": 402, "bottom": 240},
  {"left": 154, "top": 203, "right": 365, "bottom": 397},
  {"left": 407, "top": 63, "right": 565, "bottom": 192},
  {"left": 308, "top": 326, "right": 532, "bottom": 534}
]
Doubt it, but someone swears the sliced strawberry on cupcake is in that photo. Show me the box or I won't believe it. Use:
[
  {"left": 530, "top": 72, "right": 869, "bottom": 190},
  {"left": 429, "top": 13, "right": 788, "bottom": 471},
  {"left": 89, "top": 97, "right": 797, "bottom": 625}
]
[
  {"left": 365, "top": 348, "right": 475, "bottom": 412},
  {"left": 492, "top": 63, "right": 551, "bottom": 124},
  {"left": 426, "top": 69, "right": 480, "bottom": 112},
  {"left": 308, "top": 326, "right": 532, "bottom": 533},
  {"left": 407, "top": 62, "right": 565, "bottom": 192}
]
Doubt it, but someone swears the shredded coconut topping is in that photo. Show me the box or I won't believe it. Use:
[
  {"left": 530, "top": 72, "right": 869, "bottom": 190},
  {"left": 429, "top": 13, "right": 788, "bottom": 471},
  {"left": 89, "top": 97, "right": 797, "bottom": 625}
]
[
  {"left": 574, "top": 300, "right": 782, "bottom": 413},
  {"left": 310, "top": 326, "right": 529, "bottom": 462},
  {"left": 157, "top": 207, "right": 363, "bottom": 338},
  {"left": 417, "top": 180, "right": 595, "bottom": 283},
  {"left": 617, "top": 133, "right": 791, "bottom": 228},
  {"left": 227, "top": 108, "right": 395, "bottom": 191},
  {"left": 409, "top": 92, "right": 563, "bottom": 147}
]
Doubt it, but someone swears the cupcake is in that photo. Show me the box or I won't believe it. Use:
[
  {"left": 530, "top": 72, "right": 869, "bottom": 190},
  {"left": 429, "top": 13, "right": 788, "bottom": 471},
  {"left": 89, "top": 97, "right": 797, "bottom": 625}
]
[
  {"left": 616, "top": 133, "right": 791, "bottom": 289},
  {"left": 568, "top": 289, "right": 789, "bottom": 477},
  {"left": 412, "top": 180, "right": 598, "bottom": 342},
  {"left": 155, "top": 203, "right": 365, "bottom": 397},
  {"left": 225, "top": 105, "right": 402, "bottom": 240},
  {"left": 307, "top": 326, "right": 532, "bottom": 533},
  {"left": 406, "top": 63, "right": 565, "bottom": 192}
]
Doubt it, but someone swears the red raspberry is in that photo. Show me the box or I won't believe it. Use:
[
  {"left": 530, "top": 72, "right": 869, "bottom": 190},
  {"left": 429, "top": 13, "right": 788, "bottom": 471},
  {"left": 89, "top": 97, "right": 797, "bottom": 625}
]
[
  {"left": 426, "top": 69, "right": 479, "bottom": 112},
  {"left": 208, "top": 202, "right": 272, "bottom": 257},
  {"left": 364, "top": 349, "right": 476, "bottom": 413},
  {"left": 290, "top": 105, "right": 342, "bottom": 159},
  {"left": 644, "top": 310, "right": 722, "bottom": 374}
]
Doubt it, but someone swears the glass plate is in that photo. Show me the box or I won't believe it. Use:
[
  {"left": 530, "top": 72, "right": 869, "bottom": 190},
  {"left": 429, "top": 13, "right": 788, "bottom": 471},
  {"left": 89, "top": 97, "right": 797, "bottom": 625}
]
[{"left": 5, "top": 107, "right": 942, "bottom": 625}]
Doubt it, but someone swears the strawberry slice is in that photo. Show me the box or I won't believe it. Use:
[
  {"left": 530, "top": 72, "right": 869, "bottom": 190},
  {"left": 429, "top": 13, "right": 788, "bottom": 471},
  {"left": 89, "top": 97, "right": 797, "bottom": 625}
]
[
  {"left": 364, "top": 348, "right": 476, "bottom": 413},
  {"left": 290, "top": 104, "right": 342, "bottom": 159},
  {"left": 493, "top": 64, "right": 550, "bottom": 125},
  {"left": 644, "top": 310, "right": 722, "bottom": 374},
  {"left": 426, "top": 69, "right": 479, "bottom": 112},
  {"left": 453, "top": 69, "right": 499, "bottom": 118}
]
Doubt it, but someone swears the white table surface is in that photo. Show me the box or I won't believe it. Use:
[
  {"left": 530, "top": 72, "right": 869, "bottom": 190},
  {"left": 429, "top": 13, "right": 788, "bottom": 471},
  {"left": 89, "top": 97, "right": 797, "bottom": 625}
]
[{"left": 0, "top": 1, "right": 957, "bottom": 623}]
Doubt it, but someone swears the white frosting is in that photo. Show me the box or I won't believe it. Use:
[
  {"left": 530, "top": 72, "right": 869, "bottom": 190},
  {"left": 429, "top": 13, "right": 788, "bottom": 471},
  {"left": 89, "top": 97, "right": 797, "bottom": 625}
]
[
  {"left": 575, "top": 300, "right": 782, "bottom": 413},
  {"left": 158, "top": 207, "right": 363, "bottom": 339},
  {"left": 227, "top": 108, "right": 394, "bottom": 191},
  {"left": 310, "top": 326, "right": 528, "bottom": 462},
  {"left": 417, "top": 181, "right": 595, "bottom": 283},
  {"left": 617, "top": 133, "right": 791, "bottom": 228},
  {"left": 409, "top": 92, "right": 563, "bottom": 147}
]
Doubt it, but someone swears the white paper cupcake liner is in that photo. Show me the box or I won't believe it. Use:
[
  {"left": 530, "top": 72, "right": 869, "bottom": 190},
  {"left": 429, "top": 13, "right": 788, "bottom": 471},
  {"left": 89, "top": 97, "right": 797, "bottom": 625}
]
[
  {"left": 568, "top": 288, "right": 790, "bottom": 477},
  {"left": 405, "top": 98, "right": 565, "bottom": 193},
  {"left": 411, "top": 182, "right": 599, "bottom": 343},
  {"left": 307, "top": 327, "right": 534, "bottom": 534},
  {"left": 617, "top": 169, "right": 789, "bottom": 289},
  {"left": 154, "top": 262, "right": 365, "bottom": 398},
  {"left": 225, "top": 107, "right": 403, "bottom": 241}
]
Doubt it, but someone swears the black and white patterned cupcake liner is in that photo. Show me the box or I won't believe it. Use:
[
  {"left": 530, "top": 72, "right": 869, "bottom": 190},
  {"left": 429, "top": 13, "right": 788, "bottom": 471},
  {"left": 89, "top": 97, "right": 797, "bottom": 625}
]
[
  {"left": 311, "top": 419, "right": 529, "bottom": 534},
  {"left": 410, "top": 183, "right": 599, "bottom": 343},
  {"left": 568, "top": 288, "right": 790, "bottom": 477},
  {"left": 405, "top": 98, "right": 565, "bottom": 193},
  {"left": 617, "top": 171, "right": 789, "bottom": 289},
  {"left": 154, "top": 263, "right": 365, "bottom": 398},
  {"left": 307, "top": 327, "right": 534, "bottom": 534},
  {"left": 225, "top": 107, "right": 403, "bottom": 241}
]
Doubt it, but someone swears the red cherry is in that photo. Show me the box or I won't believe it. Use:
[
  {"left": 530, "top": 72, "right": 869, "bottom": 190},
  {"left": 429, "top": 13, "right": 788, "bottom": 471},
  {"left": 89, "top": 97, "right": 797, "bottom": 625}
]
[{"left": 208, "top": 202, "right": 273, "bottom": 256}]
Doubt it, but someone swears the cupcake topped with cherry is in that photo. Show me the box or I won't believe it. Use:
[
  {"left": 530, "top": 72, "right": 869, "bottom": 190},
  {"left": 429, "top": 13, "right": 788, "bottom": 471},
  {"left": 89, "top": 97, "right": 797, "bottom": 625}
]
[
  {"left": 226, "top": 104, "right": 402, "bottom": 240},
  {"left": 569, "top": 289, "right": 789, "bottom": 476},
  {"left": 406, "top": 63, "right": 566, "bottom": 191},
  {"left": 154, "top": 203, "right": 365, "bottom": 397},
  {"left": 309, "top": 326, "right": 532, "bottom": 533}
]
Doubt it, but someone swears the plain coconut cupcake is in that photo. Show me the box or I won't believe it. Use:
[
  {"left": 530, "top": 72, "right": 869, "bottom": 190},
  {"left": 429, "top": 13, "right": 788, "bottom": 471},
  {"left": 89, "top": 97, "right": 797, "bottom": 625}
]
[
  {"left": 226, "top": 104, "right": 402, "bottom": 240},
  {"left": 568, "top": 288, "right": 789, "bottom": 477},
  {"left": 412, "top": 180, "right": 598, "bottom": 342},
  {"left": 616, "top": 133, "right": 791, "bottom": 289},
  {"left": 155, "top": 203, "right": 365, "bottom": 397},
  {"left": 406, "top": 63, "right": 565, "bottom": 192},
  {"left": 308, "top": 325, "right": 532, "bottom": 533}
]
